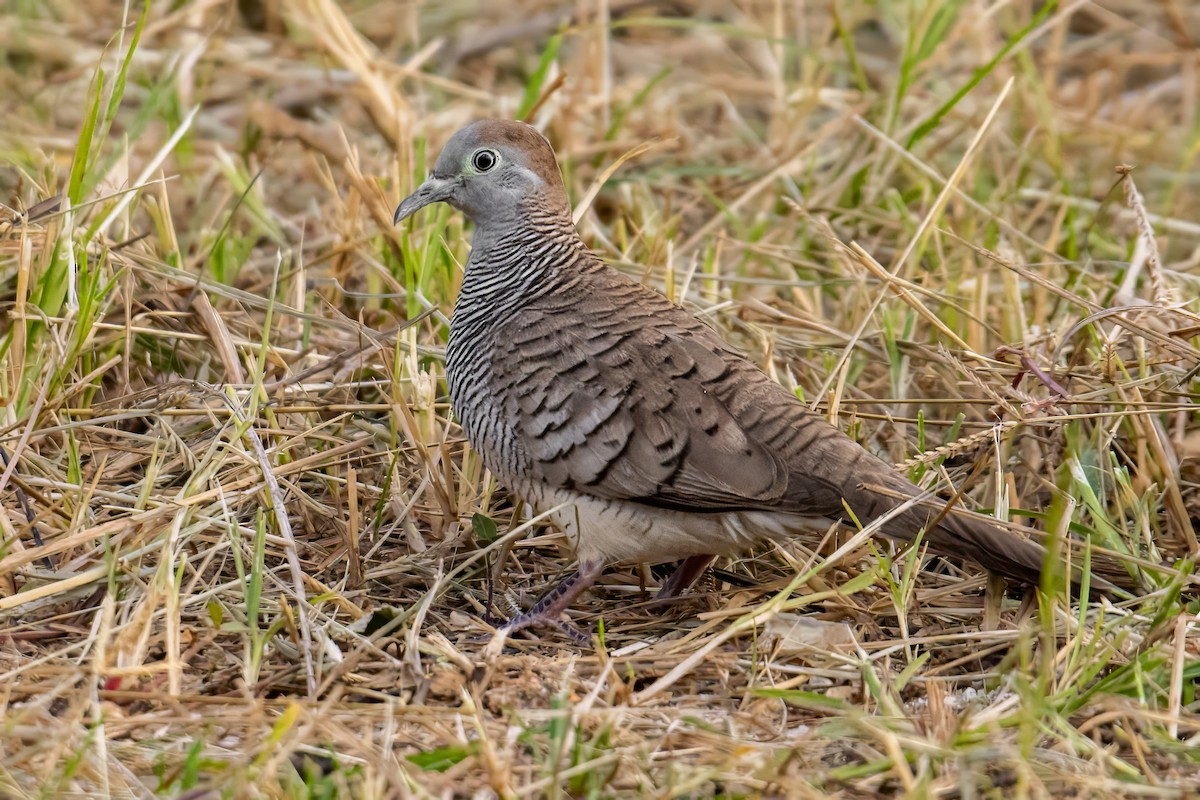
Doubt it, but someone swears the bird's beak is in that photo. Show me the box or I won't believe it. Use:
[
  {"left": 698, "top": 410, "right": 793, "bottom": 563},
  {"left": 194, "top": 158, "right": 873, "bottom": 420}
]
[{"left": 393, "top": 176, "right": 456, "bottom": 224}]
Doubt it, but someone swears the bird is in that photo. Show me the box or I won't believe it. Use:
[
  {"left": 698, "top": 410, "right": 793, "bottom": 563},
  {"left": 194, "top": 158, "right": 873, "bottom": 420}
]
[{"left": 393, "top": 119, "right": 1121, "bottom": 637}]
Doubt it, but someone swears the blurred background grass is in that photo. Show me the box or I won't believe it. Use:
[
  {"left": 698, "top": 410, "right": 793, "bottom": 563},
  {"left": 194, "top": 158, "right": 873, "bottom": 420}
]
[{"left": 1, "top": 0, "right": 1199, "bottom": 796}]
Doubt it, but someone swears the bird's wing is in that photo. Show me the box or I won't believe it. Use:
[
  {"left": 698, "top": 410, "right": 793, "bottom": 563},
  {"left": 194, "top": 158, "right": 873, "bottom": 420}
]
[{"left": 487, "top": 269, "right": 847, "bottom": 513}]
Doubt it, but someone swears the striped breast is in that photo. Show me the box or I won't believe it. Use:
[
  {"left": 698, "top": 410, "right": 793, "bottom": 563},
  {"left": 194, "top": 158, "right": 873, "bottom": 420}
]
[{"left": 444, "top": 211, "right": 590, "bottom": 490}]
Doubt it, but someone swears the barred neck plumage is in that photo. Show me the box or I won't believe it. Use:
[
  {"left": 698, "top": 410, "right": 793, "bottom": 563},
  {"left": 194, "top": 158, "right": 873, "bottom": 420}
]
[
  {"left": 445, "top": 202, "right": 596, "bottom": 466},
  {"left": 454, "top": 205, "right": 592, "bottom": 320}
]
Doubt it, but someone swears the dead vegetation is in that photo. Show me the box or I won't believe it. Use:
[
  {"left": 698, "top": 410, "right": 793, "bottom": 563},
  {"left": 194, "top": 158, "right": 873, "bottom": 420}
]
[{"left": 1, "top": 0, "right": 1200, "bottom": 796}]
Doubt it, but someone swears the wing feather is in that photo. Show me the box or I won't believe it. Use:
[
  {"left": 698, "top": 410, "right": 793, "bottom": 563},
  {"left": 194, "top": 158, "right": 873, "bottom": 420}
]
[{"left": 491, "top": 279, "right": 796, "bottom": 509}]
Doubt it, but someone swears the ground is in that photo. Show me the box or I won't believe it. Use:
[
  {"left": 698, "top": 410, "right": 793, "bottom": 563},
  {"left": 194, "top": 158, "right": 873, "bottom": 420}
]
[{"left": 1, "top": 0, "right": 1199, "bottom": 797}]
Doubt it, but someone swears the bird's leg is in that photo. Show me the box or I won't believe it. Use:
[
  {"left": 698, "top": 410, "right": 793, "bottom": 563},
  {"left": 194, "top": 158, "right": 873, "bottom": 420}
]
[
  {"left": 498, "top": 560, "right": 605, "bottom": 641},
  {"left": 481, "top": 577, "right": 502, "bottom": 628},
  {"left": 655, "top": 554, "right": 718, "bottom": 601}
]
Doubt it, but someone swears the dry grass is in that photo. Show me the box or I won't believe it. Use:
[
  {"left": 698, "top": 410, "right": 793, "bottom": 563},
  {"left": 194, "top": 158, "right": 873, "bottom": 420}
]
[{"left": 2, "top": 0, "right": 1200, "bottom": 796}]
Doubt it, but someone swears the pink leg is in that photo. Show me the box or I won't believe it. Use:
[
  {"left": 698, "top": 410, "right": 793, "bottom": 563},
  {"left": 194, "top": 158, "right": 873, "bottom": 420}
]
[
  {"left": 499, "top": 560, "right": 605, "bottom": 643},
  {"left": 656, "top": 554, "right": 718, "bottom": 600}
]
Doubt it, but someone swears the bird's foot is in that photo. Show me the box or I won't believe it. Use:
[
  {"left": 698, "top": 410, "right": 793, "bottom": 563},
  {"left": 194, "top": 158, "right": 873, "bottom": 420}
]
[
  {"left": 650, "top": 554, "right": 718, "bottom": 606},
  {"left": 481, "top": 560, "right": 604, "bottom": 647},
  {"left": 492, "top": 614, "right": 591, "bottom": 645}
]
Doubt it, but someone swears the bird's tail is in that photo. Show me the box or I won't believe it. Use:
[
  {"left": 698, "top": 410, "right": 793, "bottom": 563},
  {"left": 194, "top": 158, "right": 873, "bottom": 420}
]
[{"left": 851, "top": 472, "right": 1134, "bottom": 598}]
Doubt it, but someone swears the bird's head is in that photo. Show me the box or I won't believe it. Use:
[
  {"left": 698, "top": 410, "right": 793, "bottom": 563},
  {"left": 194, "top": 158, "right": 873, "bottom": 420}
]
[{"left": 393, "top": 119, "right": 571, "bottom": 229}]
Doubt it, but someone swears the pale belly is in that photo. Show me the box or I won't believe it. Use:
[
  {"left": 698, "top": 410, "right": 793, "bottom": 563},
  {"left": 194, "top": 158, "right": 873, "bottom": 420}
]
[{"left": 526, "top": 484, "right": 830, "bottom": 567}]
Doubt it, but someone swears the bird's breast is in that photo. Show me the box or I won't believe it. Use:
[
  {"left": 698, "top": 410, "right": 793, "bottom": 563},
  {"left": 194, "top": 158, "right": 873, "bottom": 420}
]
[{"left": 444, "top": 307, "right": 529, "bottom": 487}]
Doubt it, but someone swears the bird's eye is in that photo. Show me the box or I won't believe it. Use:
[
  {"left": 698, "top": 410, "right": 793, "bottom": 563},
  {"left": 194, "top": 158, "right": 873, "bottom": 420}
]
[{"left": 472, "top": 149, "right": 498, "bottom": 172}]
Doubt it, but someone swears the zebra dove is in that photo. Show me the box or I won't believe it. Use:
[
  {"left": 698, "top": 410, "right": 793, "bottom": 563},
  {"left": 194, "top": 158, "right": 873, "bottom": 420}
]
[{"left": 394, "top": 119, "right": 1112, "bottom": 637}]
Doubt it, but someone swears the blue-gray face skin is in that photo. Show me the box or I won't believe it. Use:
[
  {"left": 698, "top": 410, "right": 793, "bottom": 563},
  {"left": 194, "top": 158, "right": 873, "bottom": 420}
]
[{"left": 393, "top": 119, "right": 571, "bottom": 230}]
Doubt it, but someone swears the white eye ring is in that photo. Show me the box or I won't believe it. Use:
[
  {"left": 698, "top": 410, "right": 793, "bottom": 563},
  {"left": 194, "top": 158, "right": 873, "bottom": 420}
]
[{"left": 472, "top": 149, "right": 499, "bottom": 172}]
